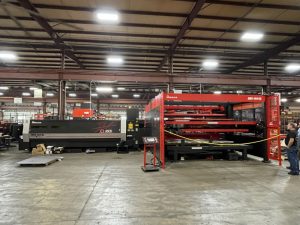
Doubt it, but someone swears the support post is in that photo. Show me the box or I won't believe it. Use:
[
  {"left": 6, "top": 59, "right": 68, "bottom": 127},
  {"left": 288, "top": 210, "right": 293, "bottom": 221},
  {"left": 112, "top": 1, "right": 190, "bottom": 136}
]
[
  {"left": 263, "top": 101, "right": 270, "bottom": 163},
  {"left": 97, "top": 99, "right": 100, "bottom": 117},
  {"left": 58, "top": 80, "right": 66, "bottom": 120},
  {"left": 168, "top": 55, "right": 174, "bottom": 93},
  {"left": 264, "top": 60, "right": 271, "bottom": 94},
  {"left": 42, "top": 101, "right": 47, "bottom": 115},
  {"left": 58, "top": 51, "right": 66, "bottom": 120}
]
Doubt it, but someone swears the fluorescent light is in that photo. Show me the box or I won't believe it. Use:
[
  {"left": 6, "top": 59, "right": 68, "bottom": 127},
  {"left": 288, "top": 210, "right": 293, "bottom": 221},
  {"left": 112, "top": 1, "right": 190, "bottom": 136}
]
[
  {"left": 285, "top": 63, "right": 300, "bottom": 73},
  {"left": 91, "top": 93, "right": 98, "bottom": 97},
  {"left": 214, "top": 91, "right": 222, "bottom": 95},
  {"left": 133, "top": 94, "right": 140, "bottom": 98},
  {"left": 202, "top": 59, "right": 219, "bottom": 70},
  {"left": 107, "top": 56, "right": 124, "bottom": 65},
  {"left": 117, "top": 87, "right": 125, "bottom": 91},
  {"left": 112, "top": 94, "right": 119, "bottom": 98},
  {"left": 0, "top": 51, "right": 18, "bottom": 62},
  {"left": 241, "top": 32, "right": 264, "bottom": 42},
  {"left": 30, "top": 87, "right": 38, "bottom": 90},
  {"left": 46, "top": 93, "right": 54, "bottom": 97},
  {"left": 237, "top": 90, "right": 243, "bottom": 94},
  {"left": 0, "top": 92, "right": 3, "bottom": 96},
  {"left": 281, "top": 98, "right": 287, "bottom": 103},
  {"left": 96, "top": 10, "right": 120, "bottom": 23},
  {"left": 69, "top": 93, "right": 77, "bottom": 97},
  {"left": 96, "top": 86, "right": 113, "bottom": 93},
  {"left": 100, "top": 80, "right": 117, "bottom": 84},
  {"left": 0, "top": 86, "right": 9, "bottom": 90},
  {"left": 296, "top": 99, "right": 300, "bottom": 103},
  {"left": 22, "top": 92, "right": 31, "bottom": 96}
]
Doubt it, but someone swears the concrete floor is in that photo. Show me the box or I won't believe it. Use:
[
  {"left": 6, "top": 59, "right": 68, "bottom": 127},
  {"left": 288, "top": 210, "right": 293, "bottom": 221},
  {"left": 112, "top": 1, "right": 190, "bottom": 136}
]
[{"left": 1, "top": 149, "right": 300, "bottom": 225}]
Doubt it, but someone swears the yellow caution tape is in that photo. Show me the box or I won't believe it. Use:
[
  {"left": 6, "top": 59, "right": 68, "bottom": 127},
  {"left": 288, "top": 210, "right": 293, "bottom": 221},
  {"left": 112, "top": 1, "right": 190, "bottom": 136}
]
[{"left": 164, "top": 130, "right": 282, "bottom": 146}]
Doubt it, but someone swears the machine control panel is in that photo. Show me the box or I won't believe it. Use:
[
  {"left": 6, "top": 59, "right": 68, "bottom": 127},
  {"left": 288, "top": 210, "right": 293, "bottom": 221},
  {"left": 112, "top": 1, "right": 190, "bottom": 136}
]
[{"left": 142, "top": 137, "right": 158, "bottom": 144}]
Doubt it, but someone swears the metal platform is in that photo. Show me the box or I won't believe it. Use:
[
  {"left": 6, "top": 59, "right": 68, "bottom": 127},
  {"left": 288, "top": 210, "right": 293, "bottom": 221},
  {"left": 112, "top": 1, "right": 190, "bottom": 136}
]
[
  {"left": 141, "top": 165, "right": 160, "bottom": 172},
  {"left": 17, "top": 156, "right": 64, "bottom": 167}
]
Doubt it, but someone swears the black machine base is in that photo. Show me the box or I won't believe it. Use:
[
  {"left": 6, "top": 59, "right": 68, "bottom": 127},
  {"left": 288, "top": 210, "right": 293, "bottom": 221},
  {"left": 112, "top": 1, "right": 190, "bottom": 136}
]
[
  {"left": 141, "top": 165, "right": 160, "bottom": 172},
  {"left": 166, "top": 144, "right": 252, "bottom": 162}
]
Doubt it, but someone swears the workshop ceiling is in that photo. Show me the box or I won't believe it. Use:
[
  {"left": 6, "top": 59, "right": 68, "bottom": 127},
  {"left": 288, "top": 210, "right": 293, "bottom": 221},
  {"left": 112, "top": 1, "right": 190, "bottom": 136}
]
[
  {"left": 0, "top": 0, "right": 300, "bottom": 75},
  {"left": 1, "top": 0, "right": 300, "bottom": 101}
]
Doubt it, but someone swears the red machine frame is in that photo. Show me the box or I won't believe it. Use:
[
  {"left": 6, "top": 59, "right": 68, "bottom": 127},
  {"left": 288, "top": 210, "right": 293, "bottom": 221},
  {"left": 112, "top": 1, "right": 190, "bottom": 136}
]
[{"left": 145, "top": 93, "right": 282, "bottom": 168}]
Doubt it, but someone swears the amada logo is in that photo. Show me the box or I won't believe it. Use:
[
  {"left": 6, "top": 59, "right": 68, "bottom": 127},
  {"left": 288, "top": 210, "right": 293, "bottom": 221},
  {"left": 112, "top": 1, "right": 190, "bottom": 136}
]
[
  {"left": 166, "top": 95, "right": 178, "bottom": 99},
  {"left": 247, "top": 96, "right": 262, "bottom": 101}
]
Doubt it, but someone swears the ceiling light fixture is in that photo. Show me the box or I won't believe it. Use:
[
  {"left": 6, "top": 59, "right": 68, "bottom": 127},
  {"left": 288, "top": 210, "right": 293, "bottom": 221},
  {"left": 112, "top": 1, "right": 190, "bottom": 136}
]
[
  {"left": 91, "top": 93, "right": 98, "bottom": 97},
  {"left": 96, "top": 86, "right": 113, "bottom": 93},
  {"left": 117, "top": 87, "right": 125, "bottom": 91},
  {"left": 69, "top": 93, "right": 77, "bottom": 97},
  {"left": 96, "top": 10, "right": 120, "bottom": 23},
  {"left": 0, "top": 86, "right": 9, "bottom": 90},
  {"left": 112, "top": 94, "right": 119, "bottom": 98},
  {"left": 22, "top": 92, "right": 31, "bottom": 96},
  {"left": 241, "top": 31, "right": 264, "bottom": 42},
  {"left": 296, "top": 99, "right": 300, "bottom": 103},
  {"left": 107, "top": 56, "right": 124, "bottom": 65},
  {"left": 213, "top": 91, "right": 222, "bottom": 95},
  {"left": 202, "top": 59, "right": 219, "bottom": 70},
  {"left": 281, "top": 98, "right": 287, "bottom": 103},
  {"left": 285, "top": 63, "right": 300, "bottom": 73},
  {"left": 237, "top": 90, "right": 243, "bottom": 94},
  {"left": 30, "top": 87, "right": 38, "bottom": 90},
  {"left": 0, "top": 51, "right": 18, "bottom": 62},
  {"left": 0, "top": 92, "right": 3, "bottom": 96},
  {"left": 133, "top": 94, "right": 140, "bottom": 98},
  {"left": 100, "top": 80, "right": 117, "bottom": 84},
  {"left": 46, "top": 93, "right": 54, "bottom": 97}
]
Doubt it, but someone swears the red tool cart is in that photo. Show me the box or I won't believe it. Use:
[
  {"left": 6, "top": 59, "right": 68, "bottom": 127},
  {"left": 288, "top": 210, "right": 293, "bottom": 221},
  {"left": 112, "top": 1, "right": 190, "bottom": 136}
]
[{"left": 145, "top": 93, "right": 282, "bottom": 168}]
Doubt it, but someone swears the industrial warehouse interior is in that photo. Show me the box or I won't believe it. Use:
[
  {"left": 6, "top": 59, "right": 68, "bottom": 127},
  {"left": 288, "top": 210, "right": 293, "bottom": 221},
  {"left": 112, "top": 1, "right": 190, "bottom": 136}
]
[{"left": 1, "top": 0, "right": 300, "bottom": 224}]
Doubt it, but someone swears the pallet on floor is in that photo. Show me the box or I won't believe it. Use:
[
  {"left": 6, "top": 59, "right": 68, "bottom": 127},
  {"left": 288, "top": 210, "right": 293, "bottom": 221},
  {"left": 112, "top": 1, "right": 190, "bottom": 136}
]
[{"left": 17, "top": 155, "right": 64, "bottom": 167}]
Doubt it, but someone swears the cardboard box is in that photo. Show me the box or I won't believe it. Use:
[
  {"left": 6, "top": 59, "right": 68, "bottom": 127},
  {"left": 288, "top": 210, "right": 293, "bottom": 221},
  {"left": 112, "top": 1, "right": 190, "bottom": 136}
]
[
  {"left": 36, "top": 144, "right": 46, "bottom": 152},
  {"left": 32, "top": 147, "right": 44, "bottom": 155}
]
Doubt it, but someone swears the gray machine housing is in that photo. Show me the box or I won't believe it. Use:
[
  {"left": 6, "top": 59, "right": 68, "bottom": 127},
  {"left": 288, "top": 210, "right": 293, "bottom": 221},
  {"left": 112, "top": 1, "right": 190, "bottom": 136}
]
[{"left": 21, "top": 119, "right": 126, "bottom": 150}]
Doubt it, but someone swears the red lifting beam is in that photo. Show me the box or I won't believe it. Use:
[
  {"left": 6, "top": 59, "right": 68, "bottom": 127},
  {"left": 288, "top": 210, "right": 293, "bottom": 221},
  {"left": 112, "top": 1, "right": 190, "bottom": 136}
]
[
  {"left": 166, "top": 121, "right": 257, "bottom": 125},
  {"left": 166, "top": 118, "right": 234, "bottom": 121},
  {"left": 165, "top": 113, "right": 226, "bottom": 117},
  {"left": 180, "top": 129, "right": 249, "bottom": 133},
  {"left": 165, "top": 105, "right": 224, "bottom": 111}
]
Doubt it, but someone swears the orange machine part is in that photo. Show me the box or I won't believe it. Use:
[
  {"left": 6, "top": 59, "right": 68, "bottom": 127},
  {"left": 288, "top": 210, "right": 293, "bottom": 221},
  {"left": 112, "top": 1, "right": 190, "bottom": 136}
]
[{"left": 72, "top": 108, "right": 94, "bottom": 118}]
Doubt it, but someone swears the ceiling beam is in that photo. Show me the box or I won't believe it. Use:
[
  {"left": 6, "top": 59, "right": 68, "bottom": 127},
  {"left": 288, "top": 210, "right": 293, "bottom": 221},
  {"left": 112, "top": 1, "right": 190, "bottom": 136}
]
[
  {"left": 14, "top": 53, "right": 300, "bottom": 64},
  {"left": 16, "top": 0, "right": 84, "bottom": 69},
  {"left": 1, "top": 68, "right": 300, "bottom": 86},
  {"left": 7, "top": 4, "right": 300, "bottom": 26},
  {"left": 18, "top": 2, "right": 300, "bottom": 16},
  {"left": 183, "top": 0, "right": 300, "bottom": 11},
  {"left": 227, "top": 35, "right": 300, "bottom": 73},
  {"left": 0, "top": 34, "right": 281, "bottom": 46},
  {"left": 0, "top": 15, "right": 297, "bottom": 36},
  {"left": 157, "top": 0, "right": 206, "bottom": 71},
  {"left": 7, "top": 59, "right": 290, "bottom": 69},
  {"left": 9, "top": 48, "right": 300, "bottom": 60},
  {"left": 0, "top": 40, "right": 274, "bottom": 53},
  {"left": 0, "top": 97, "right": 148, "bottom": 104}
]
